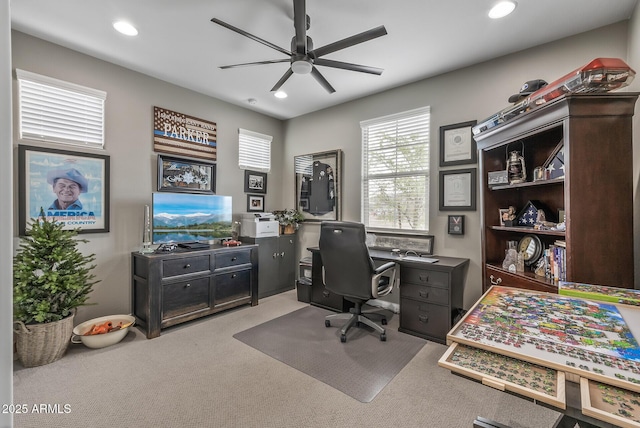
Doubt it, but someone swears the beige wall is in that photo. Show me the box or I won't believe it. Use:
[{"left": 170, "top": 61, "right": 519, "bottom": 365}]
[
  {"left": 283, "top": 22, "right": 634, "bottom": 308},
  {"left": 11, "top": 31, "right": 285, "bottom": 324}
]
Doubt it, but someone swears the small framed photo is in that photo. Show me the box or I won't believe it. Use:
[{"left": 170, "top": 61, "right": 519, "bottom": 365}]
[
  {"left": 439, "top": 168, "right": 476, "bottom": 211},
  {"left": 246, "top": 194, "right": 265, "bottom": 212},
  {"left": 439, "top": 121, "right": 478, "bottom": 167},
  {"left": 448, "top": 215, "right": 464, "bottom": 235},
  {"left": 244, "top": 170, "right": 267, "bottom": 194},
  {"left": 499, "top": 208, "right": 510, "bottom": 226},
  {"left": 157, "top": 154, "right": 215, "bottom": 194}
]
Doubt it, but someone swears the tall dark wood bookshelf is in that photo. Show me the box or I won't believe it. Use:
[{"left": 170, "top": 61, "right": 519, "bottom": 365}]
[{"left": 474, "top": 93, "right": 637, "bottom": 293}]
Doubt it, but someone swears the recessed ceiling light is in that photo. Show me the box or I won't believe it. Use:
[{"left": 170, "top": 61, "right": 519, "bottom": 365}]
[
  {"left": 113, "top": 21, "right": 138, "bottom": 36},
  {"left": 488, "top": 1, "right": 517, "bottom": 19},
  {"left": 274, "top": 91, "right": 288, "bottom": 99}
]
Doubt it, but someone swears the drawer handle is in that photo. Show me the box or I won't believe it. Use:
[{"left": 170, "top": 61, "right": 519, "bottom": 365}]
[
  {"left": 185, "top": 283, "right": 191, "bottom": 288},
  {"left": 490, "top": 275, "right": 502, "bottom": 286},
  {"left": 418, "top": 314, "right": 429, "bottom": 323},
  {"left": 273, "top": 252, "right": 278, "bottom": 259},
  {"left": 419, "top": 274, "right": 429, "bottom": 282},
  {"left": 280, "top": 252, "right": 285, "bottom": 258},
  {"left": 184, "top": 264, "right": 191, "bottom": 269},
  {"left": 231, "top": 257, "right": 237, "bottom": 261},
  {"left": 231, "top": 274, "right": 237, "bottom": 279},
  {"left": 418, "top": 290, "right": 429, "bottom": 298}
]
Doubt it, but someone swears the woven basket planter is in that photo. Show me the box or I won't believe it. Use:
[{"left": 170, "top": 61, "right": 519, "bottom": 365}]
[{"left": 13, "top": 313, "right": 75, "bottom": 368}]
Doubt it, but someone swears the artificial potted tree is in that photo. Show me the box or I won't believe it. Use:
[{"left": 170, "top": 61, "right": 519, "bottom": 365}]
[
  {"left": 13, "top": 209, "right": 98, "bottom": 367},
  {"left": 273, "top": 209, "right": 304, "bottom": 234}
]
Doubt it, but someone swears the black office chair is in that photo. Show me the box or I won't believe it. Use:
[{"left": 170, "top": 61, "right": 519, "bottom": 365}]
[{"left": 319, "top": 221, "right": 398, "bottom": 342}]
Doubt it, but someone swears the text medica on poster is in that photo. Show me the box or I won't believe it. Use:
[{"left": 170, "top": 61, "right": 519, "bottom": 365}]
[{"left": 25, "top": 150, "right": 106, "bottom": 230}]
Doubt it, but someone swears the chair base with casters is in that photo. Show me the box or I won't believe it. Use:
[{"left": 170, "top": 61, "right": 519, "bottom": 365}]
[
  {"left": 323, "top": 260, "right": 398, "bottom": 343},
  {"left": 325, "top": 301, "right": 388, "bottom": 342}
]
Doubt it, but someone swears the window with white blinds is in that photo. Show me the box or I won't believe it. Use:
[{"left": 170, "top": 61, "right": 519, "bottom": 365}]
[
  {"left": 16, "top": 69, "right": 106, "bottom": 148},
  {"left": 361, "top": 106, "right": 431, "bottom": 232},
  {"left": 238, "top": 128, "right": 272, "bottom": 172}
]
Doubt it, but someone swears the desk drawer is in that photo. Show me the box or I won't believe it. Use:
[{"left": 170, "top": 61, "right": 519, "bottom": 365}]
[
  {"left": 163, "top": 255, "right": 211, "bottom": 278},
  {"left": 402, "top": 268, "right": 449, "bottom": 288},
  {"left": 400, "top": 299, "right": 449, "bottom": 340},
  {"left": 401, "top": 283, "right": 448, "bottom": 305},
  {"left": 216, "top": 250, "right": 251, "bottom": 269},
  {"left": 162, "top": 276, "right": 210, "bottom": 319}
]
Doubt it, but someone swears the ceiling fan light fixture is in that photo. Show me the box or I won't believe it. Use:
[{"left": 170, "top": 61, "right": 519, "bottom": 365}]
[
  {"left": 113, "top": 21, "right": 138, "bottom": 36},
  {"left": 488, "top": 1, "right": 517, "bottom": 19},
  {"left": 291, "top": 60, "right": 312, "bottom": 75},
  {"left": 274, "top": 91, "right": 288, "bottom": 99}
]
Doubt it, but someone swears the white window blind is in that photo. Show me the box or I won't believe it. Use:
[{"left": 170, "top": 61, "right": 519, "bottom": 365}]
[
  {"left": 16, "top": 69, "right": 106, "bottom": 148},
  {"left": 361, "top": 106, "right": 431, "bottom": 232},
  {"left": 238, "top": 128, "right": 272, "bottom": 172}
]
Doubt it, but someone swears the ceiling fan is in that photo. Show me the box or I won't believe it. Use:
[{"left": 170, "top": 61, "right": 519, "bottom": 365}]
[{"left": 210, "top": 0, "right": 387, "bottom": 94}]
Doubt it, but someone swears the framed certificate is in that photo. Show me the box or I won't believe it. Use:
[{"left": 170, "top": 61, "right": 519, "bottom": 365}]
[
  {"left": 439, "top": 168, "right": 476, "bottom": 211},
  {"left": 439, "top": 121, "right": 477, "bottom": 167}
]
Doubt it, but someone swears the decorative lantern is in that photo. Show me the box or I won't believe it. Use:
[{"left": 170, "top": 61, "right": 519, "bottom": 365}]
[{"left": 507, "top": 150, "right": 526, "bottom": 184}]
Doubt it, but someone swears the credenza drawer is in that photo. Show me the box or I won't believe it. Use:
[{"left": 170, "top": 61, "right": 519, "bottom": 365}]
[
  {"left": 214, "top": 269, "right": 251, "bottom": 307},
  {"left": 402, "top": 268, "right": 449, "bottom": 288},
  {"left": 400, "top": 299, "right": 449, "bottom": 340},
  {"left": 216, "top": 250, "right": 251, "bottom": 269},
  {"left": 163, "top": 255, "right": 211, "bottom": 278},
  {"left": 162, "top": 277, "right": 210, "bottom": 319},
  {"left": 401, "top": 283, "right": 449, "bottom": 305}
]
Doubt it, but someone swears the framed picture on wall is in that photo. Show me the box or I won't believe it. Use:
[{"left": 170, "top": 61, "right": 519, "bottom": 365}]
[
  {"left": 439, "top": 121, "right": 477, "bottom": 167},
  {"left": 439, "top": 168, "right": 476, "bottom": 211},
  {"left": 246, "top": 194, "right": 265, "bottom": 212},
  {"left": 294, "top": 149, "right": 342, "bottom": 222},
  {"left": 18, "top": 145, "right": 110, "bottom": 235},
  {"left": 244, "top": 170, "right": 267, "bottom": 194},
  {"left": 157, "top": 154, "right": 215, "bottom": 194}
]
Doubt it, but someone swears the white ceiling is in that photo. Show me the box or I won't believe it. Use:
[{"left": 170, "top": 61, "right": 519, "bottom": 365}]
[{"left": 10, "top": 0, "right": 638, "bottom": 120}]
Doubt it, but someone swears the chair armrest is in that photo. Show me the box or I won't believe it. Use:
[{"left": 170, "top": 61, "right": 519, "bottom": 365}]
[{"left": 371, "top": 262, "right": 399, "bottom": 298}]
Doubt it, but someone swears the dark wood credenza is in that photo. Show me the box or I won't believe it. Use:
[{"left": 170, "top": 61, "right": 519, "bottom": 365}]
[
  {"left": 131, "top": 245, "right": 258, "bottom": 338},
  {"left": 308, "top": 247, "right": 469, "bottom": 344}
]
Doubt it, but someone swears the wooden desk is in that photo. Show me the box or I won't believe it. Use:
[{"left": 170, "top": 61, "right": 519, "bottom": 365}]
[
  {"left": 440, "top": 285, "right": 640, "bottom": 428},
  {"left": 307, "top": 247, "right": 469, "bottom": 344}
]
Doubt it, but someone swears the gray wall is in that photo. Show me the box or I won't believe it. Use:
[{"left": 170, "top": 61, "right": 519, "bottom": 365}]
[
  {"left": 283, "top": 22, "right": 634, "bottom": 308},
  {"left": 11, "top": 31, "right": 285, "bottom": 325},
  {"left": 8, "top": 19, "right": 640, "bottom": 321},
  {"left": 1, "top": 3, "right": 12, "bottom": 426}
]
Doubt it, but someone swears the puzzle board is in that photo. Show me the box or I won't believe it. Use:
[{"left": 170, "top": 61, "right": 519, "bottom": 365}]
[{"left": 448, "top": 286, "right": 640, "bottom": 392}]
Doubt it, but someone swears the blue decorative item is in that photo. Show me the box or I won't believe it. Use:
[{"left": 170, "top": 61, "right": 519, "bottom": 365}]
[
  {"left": 516, "top": 200, "right": 554, "bottom": 227},
  {"left": 544, "top": 141, "right": 565, "bottom": 180}
]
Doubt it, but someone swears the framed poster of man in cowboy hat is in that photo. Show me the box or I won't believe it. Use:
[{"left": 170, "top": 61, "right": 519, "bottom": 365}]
[{"left": 18, "top": 145, "right": 110, "bottom": 234}]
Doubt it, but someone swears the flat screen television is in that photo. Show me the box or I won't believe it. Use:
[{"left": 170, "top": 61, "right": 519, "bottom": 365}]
[{"left": 152, "top": 193, "right": 233, "bottom": 244}]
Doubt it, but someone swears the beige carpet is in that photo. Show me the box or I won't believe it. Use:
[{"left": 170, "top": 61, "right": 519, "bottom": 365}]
[{"left": 12, "top": 290, "right": 563, "bottom": 428}]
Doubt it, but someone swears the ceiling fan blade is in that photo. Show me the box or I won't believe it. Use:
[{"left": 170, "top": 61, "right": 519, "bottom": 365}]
[
  {"left": 211, "top": 18, "right": 291, "bottom": 56},
  {"left": 311, "top": 67, "right": 336, "bottom": 93},
  {"left": 220, "top": 59, "right": 291, "bottom": 69},
  {"left": 271, "top": 68, "right": 294, "bottom": 92},
  {"left": 313, "top": 58, "right": 383, "bottom": 75},
  {"left": 312, "top": 25, "right": 387, "bottom": 58},
  {"left": 293, "top": 0, "right": 307, "bottom": 55}
]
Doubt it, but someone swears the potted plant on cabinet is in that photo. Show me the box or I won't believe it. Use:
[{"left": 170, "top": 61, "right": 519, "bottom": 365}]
[
  {"left": 13, "top": 209, "right": 99, "bottom": 367},
  {"left": 273, "top": 209, "right": 304, "bottom": 235}
]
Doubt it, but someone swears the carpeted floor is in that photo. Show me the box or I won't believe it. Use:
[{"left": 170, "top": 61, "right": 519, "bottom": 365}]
[
  {"left": 233, "top": 305, "right": 426, "bottom": 402},
  {"left": 12, "top": 290, "right": 564, "bottom": 428}
]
